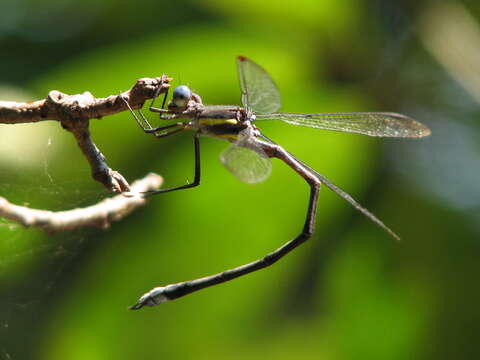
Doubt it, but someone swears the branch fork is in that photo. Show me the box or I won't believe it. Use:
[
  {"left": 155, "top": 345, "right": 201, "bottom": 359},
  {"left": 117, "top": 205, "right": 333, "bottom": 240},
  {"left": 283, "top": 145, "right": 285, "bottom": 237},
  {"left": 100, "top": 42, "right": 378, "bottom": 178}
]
[{"left": 0, "top": 76, "right": 172, "bottom": 231}]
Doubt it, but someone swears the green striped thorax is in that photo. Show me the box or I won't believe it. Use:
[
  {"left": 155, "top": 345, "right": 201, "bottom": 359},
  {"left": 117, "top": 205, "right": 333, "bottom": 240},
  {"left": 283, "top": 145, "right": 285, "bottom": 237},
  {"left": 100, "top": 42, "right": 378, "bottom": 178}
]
[{"left": 168, "top": 85, "right": 259, "bottom": 142}]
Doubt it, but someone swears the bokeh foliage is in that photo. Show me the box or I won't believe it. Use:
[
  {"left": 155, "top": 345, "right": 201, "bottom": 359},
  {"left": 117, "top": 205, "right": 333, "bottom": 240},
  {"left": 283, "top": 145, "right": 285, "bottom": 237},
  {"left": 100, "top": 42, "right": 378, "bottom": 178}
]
[{"left": 1, "top": 1, "right": 479, "bottom": 359}]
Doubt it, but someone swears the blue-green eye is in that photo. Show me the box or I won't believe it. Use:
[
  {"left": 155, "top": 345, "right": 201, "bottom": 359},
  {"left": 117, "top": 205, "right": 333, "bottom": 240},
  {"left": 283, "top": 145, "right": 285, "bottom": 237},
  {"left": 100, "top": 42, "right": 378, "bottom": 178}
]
[{"left": 172, "top": 85, "right": 192, "bottom": 107}]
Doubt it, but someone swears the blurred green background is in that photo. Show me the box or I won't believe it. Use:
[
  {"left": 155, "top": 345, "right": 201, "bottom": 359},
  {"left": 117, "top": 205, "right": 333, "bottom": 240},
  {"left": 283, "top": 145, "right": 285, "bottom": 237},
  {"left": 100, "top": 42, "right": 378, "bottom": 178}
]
[{"left": 1, "top": 0, "right": 479, "bottom": 359}]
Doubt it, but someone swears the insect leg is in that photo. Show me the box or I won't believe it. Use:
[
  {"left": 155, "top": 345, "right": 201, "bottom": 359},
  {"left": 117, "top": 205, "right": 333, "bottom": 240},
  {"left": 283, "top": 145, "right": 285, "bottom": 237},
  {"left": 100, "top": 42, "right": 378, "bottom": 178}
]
[
  {"left": 121, "top": 94, "right": 160, "bottom": 132},
  {"left": 149, "top": 85, "right": 169, "bottom": 110},
  {"left": 149, "top": 107, "right": 171, "bottom": 114},
  {"left": 130, "top": 143, "right": 320, "bottom": 308},
  {"left": 142, "top": 134, "right": 201, "bottom": 196},
  {"left": 152, "top": 126, "right": 186, "bottom": 138}
]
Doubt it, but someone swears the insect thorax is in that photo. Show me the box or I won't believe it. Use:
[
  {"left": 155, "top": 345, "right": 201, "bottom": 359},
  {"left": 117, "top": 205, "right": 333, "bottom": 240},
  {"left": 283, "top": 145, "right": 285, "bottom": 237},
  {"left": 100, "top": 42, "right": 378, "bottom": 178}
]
[{"left": 197, "top": 106, "right": 249, "bottom": 139}]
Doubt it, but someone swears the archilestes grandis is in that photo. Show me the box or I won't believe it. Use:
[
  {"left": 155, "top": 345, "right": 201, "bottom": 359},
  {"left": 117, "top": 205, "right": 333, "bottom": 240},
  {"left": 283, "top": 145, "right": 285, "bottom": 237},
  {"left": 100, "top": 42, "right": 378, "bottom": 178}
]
[{"left": 125, "top": 56, "right": 430, "bottom": 309}]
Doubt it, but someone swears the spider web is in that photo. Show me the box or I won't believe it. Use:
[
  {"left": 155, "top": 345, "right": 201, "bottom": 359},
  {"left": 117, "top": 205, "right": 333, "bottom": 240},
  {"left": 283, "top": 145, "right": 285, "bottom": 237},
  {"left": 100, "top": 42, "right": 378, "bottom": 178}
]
[{"left": 0, "top": 124, "right": 113, "bottom": 359}]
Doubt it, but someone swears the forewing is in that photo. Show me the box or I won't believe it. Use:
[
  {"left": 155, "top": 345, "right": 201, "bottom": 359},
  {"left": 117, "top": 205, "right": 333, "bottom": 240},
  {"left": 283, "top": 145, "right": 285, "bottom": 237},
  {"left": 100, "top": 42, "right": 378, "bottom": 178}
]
[
  {"left": 237, "top": 56, "right": 281, "bottom": 114},
  {"left": 256, "top": 112, "right": 431, "bottom": 138}
]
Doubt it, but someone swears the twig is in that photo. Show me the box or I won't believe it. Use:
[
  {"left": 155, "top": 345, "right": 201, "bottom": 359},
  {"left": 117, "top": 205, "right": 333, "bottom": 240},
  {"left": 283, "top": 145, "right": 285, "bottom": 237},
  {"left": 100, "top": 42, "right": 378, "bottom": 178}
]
[
  {"left": 0, "top": 76, "right": 171, "bottom": 124},
  {"left": 0, "top": 76, "right": 171, "bottom": 192},
  {"left": 0, "top": 173, "right": 162, "bottom": 233}
]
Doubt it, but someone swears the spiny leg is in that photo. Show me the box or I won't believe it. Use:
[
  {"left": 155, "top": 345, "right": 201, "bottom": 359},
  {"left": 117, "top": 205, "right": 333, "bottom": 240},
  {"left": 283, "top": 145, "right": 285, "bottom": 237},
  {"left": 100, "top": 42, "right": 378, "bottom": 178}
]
[
  {"left": 142, "top": 134, "right": 201, "bottom": 196},
  {"left": 151, "top": 126, "right": 186, "bottom": 138},
  {"left": 148, "top": 92, "right": 169, "bottom": 114},
  {"left": 143, "top": 123, "right": 181, "bottom": 134},
  {"left": 122, "top": 91, "right": 174, "bottom": 133},
  {"left": 125, "top": 79, "right": 168, "bottom": 125},
  {"left": 149, "top": 85, "right": 169, "bottom": 110},
  {"left": 130, "top": 143, "right": 320, "bottom": 308},
  {"left": 121, "top": 94, "right": 158, "bottom": 132}
]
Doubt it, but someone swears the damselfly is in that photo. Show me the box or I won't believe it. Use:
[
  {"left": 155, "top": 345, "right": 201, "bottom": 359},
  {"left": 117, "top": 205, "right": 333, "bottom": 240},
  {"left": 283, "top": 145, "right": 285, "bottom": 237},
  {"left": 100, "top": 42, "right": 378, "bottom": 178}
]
[{"left": 124, "top": 56, "right": 430, "bottom": 309}]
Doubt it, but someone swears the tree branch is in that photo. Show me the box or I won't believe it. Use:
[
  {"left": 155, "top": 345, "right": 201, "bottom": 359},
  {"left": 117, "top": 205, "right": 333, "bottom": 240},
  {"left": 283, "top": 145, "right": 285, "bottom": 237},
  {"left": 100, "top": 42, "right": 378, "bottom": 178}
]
[
  {"left": 0, "top": 76, "right": 171, "bottom": 192},
  {"left": 0, "top": 173, "right": 162, "bottom": 233},
  {"left": 0, "top": 76, "right": 171, "bottom": 124}
]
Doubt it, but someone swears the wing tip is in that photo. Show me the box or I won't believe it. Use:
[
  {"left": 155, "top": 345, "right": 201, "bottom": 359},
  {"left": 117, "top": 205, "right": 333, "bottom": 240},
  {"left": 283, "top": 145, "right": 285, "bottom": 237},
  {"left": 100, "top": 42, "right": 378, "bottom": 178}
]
[
  {"left": 404, "top": 122, "right": 431, "bottom": 138},
  {"left": 237, "top": 55, "right": 248, "bottom": 62},
  {"left": 391, "top": 113, "right": 432, "bottom": 138},
  {"left": 420, "top": 125, "right": 432, "bottom": 137}
]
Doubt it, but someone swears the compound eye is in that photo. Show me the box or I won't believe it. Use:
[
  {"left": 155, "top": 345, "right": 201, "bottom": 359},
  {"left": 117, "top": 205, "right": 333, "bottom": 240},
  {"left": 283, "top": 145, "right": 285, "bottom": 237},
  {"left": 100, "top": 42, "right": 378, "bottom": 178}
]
[{"left": 172, "top": 85, "right": 192, "bottom": 107}]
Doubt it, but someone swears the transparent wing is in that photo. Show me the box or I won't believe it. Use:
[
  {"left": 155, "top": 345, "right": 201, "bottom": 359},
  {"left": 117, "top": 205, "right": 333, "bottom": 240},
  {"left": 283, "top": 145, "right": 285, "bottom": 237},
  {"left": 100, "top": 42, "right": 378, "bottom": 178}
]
[
  {"left": 220, "top": 128, "right": 272, "bottom": 184},
  {"left": 256, "top": 112, "right": 431, "bottom": 138},
  {"left": 237, "top": 56, "right": 281, "bottom": 114},
  {"left": 220, "top": 146, "right": 272, "bottom": 184}
]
